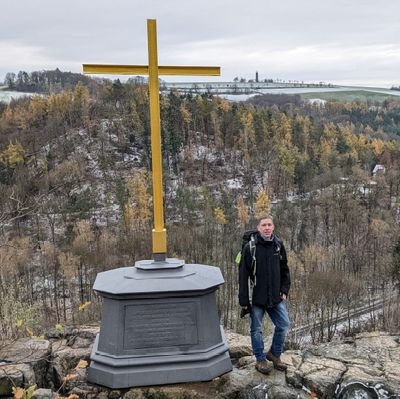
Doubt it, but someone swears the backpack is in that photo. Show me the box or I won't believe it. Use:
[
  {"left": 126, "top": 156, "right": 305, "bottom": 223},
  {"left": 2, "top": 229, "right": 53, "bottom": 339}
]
[
  {"left": 235, "top": 230, "right": 283, "bottom": 288},
  {"left": 235, "top": 230, "right": 258, "bottom": 287}
]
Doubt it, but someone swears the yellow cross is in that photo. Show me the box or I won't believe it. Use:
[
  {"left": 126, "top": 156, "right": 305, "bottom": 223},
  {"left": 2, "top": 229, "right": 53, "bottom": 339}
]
[{"left": 83, "top": 19, "right": 220, "bottom": 260}]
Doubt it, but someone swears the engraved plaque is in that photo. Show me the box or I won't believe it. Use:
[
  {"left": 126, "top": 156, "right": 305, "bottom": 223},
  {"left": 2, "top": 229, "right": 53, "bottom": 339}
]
[{"left": 123, "top": 301, "right": 198, "bottom": 349}]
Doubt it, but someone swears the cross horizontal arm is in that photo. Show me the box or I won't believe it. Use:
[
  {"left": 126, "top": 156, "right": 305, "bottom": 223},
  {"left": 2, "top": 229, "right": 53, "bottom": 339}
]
[
  {"left": 83, "top": 64, "right": 220, "bottom": 76},
  {"left": 83, "top": 64, "right": 148, "bottom": 75},
  {"left": 158, "top": 66, "right": 220, "bottom": 76}
]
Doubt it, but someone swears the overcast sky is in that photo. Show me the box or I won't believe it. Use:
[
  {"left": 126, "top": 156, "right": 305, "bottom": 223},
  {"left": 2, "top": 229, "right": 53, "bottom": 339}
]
[{"left": 1, "top": 0, "right": 399, "bottom": 88}]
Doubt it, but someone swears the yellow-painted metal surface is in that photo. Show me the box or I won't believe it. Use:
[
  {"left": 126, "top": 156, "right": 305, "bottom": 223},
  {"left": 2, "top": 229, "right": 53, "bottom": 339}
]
[
  {"left": 83, "top": 64, "right": 149, "bottom": 75},
  {"left": 152, "top": 229, "right": 167, "bottom": 254},
  {"left": 83, "top": 18, "right": 220, "bottom": 258},
  {"left": 147, "top": 19, "right": 166, "bottom": 255},
  {"left": 83, "top": 64, "right": 220, "bottom": 76},
  {"left": 158, "top": 66, "right": 220, "bottom": 75}
]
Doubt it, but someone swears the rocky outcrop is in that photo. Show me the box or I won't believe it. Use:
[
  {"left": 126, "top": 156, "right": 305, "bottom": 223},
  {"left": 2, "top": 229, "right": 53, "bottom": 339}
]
[
  {"left": 1, "top": 327, "right": 400, "bottom": 398},
  {"left": 0, "top": 338, "right": 51, "bottom": 396}
]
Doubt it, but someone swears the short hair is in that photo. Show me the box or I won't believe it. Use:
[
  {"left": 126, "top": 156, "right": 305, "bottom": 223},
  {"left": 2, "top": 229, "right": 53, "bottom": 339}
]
[{"left": 257, "top": 215, "right": 274, "bottom": 224}]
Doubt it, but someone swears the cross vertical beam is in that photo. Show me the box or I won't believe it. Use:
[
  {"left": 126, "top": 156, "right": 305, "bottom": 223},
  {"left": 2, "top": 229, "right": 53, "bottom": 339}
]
[{"left": 147, "top": 20, "right": 166, "bottom": 258}]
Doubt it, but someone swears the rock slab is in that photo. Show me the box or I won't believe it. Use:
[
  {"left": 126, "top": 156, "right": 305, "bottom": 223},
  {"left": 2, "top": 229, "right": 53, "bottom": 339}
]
[{"left": 1, "top": 327, "right": 400, "bottom": 398}]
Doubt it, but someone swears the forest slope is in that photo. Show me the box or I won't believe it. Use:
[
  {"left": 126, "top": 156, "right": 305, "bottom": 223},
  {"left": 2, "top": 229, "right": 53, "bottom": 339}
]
[{"left": 0, "top": 75, "right": 399, "bottom": 342}]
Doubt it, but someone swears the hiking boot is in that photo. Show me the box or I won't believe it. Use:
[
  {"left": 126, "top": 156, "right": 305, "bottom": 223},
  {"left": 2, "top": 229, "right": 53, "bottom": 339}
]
[
  {"left": 266, "top": 351, "right": 288, "bottom": 371},
  {"left": 255, "top": 360, "right": 273, "bottom": 374}
]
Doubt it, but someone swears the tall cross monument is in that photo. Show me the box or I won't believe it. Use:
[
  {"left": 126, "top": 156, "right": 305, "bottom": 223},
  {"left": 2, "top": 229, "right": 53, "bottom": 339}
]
[
  {"left": 85, "top": 20, "right": 232, "bottom": 388},
  {"left": 84, "top": 19, "right": 220, "bottom": 261}
]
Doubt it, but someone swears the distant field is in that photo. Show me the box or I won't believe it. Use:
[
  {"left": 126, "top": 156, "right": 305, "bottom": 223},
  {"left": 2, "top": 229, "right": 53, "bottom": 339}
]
[
  {"left": 0, "top": 90, "right": 33, "bottom": 103},
  {"left": 301, "top": 90, "right": 398, "bottom": 103}
]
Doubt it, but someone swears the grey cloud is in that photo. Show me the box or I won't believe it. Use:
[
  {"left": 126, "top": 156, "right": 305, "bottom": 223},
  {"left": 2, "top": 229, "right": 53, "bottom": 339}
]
[{"left": 1, "top": 0, "right": 399, "bottom": 86}]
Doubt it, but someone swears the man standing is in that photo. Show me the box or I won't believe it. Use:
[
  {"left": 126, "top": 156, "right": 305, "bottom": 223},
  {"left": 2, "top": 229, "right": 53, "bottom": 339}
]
[{"left": 239, "top": 216, "right": 291, "bottom": 374}]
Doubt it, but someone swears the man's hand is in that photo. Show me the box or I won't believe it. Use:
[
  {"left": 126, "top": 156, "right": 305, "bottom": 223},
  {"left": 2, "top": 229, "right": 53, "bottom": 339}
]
[{"left": 240, "top": 305, "right": 251, "bottom": 318}]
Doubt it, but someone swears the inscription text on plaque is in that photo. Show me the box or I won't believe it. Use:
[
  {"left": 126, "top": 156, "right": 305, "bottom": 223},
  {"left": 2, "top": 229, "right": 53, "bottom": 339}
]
[{"left": 124, "top": 301, "right": 198, "bottom": 349}]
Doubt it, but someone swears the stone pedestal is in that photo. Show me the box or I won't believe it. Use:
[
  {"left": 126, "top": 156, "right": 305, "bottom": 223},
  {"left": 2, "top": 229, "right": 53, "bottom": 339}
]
[{"left": 88, "top": 259, "right": 232, "bottom": 388}]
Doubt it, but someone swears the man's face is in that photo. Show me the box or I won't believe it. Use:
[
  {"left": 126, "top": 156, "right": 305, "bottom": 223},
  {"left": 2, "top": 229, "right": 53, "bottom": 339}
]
[{"left": 257, "top": 218, "right": 275, "bottom": 238}]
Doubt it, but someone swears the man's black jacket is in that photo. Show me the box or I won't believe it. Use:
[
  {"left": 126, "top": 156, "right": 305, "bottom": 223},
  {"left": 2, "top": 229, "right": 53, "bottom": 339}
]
[{"left": 238, "top": 233, "right": 291, "bottom": 308}]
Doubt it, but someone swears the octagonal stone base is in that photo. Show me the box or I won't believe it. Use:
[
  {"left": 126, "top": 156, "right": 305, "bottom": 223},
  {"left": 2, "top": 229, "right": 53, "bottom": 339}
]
[
  {"left": 88, "top": 326, "right": 231, "bottom": 388},
  {"left": 88, "top": 260, "right": 232, "bottom": 388}
]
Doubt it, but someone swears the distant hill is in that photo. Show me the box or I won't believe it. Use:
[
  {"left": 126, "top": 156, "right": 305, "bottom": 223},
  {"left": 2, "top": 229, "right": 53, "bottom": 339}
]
[
  {"left": 165, "top": 81, "right": 400, "bottom": 104},
  {"left": 3, "top": 68, "right": 101, "bottom": 94}
]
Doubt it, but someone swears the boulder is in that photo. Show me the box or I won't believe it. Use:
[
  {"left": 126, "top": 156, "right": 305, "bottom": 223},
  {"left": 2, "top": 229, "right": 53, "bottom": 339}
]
[
  {"left": 31, "top": 388, "right": 58, "bottom": 399},
  {"left": 267, "top": 384, "right": 310, "bottom": 399},
  {"left": 0, "top": 364, "right": 24, "bottom": 396},
  {"left": 0, "top": 338, "right": 51, "bottom": 388},
  {"left": 308, "top": 341, "right": 365, "bottom": 364},
  {"left": 344, "top": 363, "right": 385, "bottom": 385},
  {"left": 123, "top": 389, "right": 145, "bottom": 399},
  {"left": 109, "top": 389, "right": 122, "bottom": 399},
  {"left": 51, "top": 337, "right": 92, "bottom": 388},
  {"left": 225, "top": 331, "right": 252, "bottom": 359},
  {"left": 283, "top": 350, "right": 304, "bottom": 389},
  {"left": 45, "top": 325, "right": 99, "bottom": 342},
  {"left": 383, "top": 359, "right": 400, "bottom": 393},
  {"left": 354, "top": 332, "right": 398, "bottom": 363},
  {"left": 299, "top": 355, "right": 347, "bottom": 397}
]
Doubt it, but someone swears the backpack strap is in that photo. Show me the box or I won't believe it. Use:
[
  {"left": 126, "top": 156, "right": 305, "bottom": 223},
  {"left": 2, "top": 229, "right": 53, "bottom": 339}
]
[
  {"left": 273, "top": 235, "right": 283, "bottom": 259},
  {"left": 249, "top": 234, "right": 257, "bottom": 287},
  {"left": 236, "top": 231, "right": 258, "bottom": 289}
]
